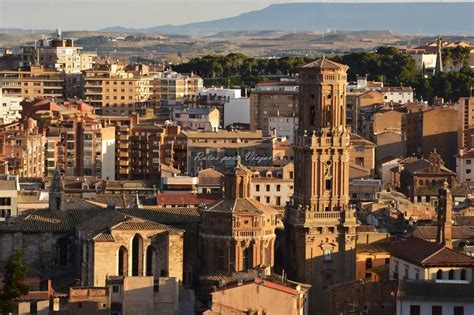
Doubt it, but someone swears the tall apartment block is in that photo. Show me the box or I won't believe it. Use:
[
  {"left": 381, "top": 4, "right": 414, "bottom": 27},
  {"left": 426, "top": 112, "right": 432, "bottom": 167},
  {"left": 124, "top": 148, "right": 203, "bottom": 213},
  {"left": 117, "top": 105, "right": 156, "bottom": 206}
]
[
  {"left": 153, "top": 71, "right": 203, "bottom": 106},
  {"left": 250, "top": 81, "right": 299, "bottom": 136},
  {"left": 83, "top": 64, "right": 157, "bottom": 115}
]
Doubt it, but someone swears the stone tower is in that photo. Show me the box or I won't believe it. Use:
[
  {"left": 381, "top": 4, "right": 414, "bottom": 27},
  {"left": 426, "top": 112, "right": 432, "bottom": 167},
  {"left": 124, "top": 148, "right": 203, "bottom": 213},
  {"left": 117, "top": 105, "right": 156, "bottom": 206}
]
[
  {"left": 436, "top": 35, "right": 444, "bottom": 74},
  {"left": 284, "top": 58, "right": 357, "bottom": 314},
  {"left": 200, "top": 157, "right": 278, "bottom": 275},
  {"left": 49, "top": 167, "right": 65, "bottom": 211},
  {"left": 437, "top": 179, "right": 453, "bottom": 249}
]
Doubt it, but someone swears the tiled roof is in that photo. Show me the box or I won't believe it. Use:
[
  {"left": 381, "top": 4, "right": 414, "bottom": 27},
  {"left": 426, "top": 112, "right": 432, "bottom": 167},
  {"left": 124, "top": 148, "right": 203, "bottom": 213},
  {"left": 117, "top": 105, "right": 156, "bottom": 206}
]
[
  {"left": 205, "top": 198, "right": 278, "bottom": 214},
  {"left": 111, "top": 219, "right": 183, "bottom": 234},
  {"left": 390, "top": 237, "right": 474, "bottom": 267},
  {"left": 6, "top": 208, "right": 107, "bottom": 233},
  {"left": 382, "top": 87, "right": 413, "bottom": 93},
  {"left": 157, "top": 193, "right": 220, "bottom": 206},
  {"left": 412, "top": 225, "right": 474, "bottom": 240},
  {"left": 302, "top": 58, "right": 348, "bottom": 70},
  {"left": 92, "top": 232, "right": 115, "bottom": 242},
  {"left": 118, "top": 207, "right": 201, "bottom": 224},
  {"left": 397, "top": 280, "right": 474, "bottom": 301},
  {"left": 198, "top": 168, "right": 224, "bottom": 186}
]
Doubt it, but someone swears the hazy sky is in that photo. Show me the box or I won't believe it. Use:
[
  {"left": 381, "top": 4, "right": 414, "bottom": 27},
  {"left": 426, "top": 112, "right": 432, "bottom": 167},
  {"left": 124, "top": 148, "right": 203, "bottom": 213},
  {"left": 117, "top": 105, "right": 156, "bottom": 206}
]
[{"left": 0, "top": 0, "right": 469, "bottom": 30}]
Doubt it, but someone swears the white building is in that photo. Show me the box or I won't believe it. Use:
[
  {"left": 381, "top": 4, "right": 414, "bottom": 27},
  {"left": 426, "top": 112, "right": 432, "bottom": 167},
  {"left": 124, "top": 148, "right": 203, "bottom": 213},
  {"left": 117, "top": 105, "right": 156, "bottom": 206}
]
[
  {"left": 224, "top": 98, "right": 250, "bottom": 127},
  {"left": 396, "top": 280, "right": 474, "bottom": 315},
  {"left": 0, "top": 176, "right": 19, "bottom": 220},
  {"left": 268, "top": 116, "right": 298, "bottom": 142},
  {"left": 378, "top": 157, "right": 401, "bottom": 186},
  {"left": 0, "top": 88, "right": 22, "bottom": 124},
  {"left": 456, "top": 149, "right": 474, "bottom": 184},
  {"left": 389, "top": 237, "right": 473, "bottom": 282},
  {"left": 197, "top": 87, "right": 241, "bottom": 101},
  {"left": 249, "top": 162, "right": 294, "bottom": 207},
  {"left": 382, "top": 87, "right": 414, "bottom": 104},
  {"left": 173, "top": 107, "right": 220, "bottom": 131},
  {"left": 409, "top": 53, "right": 438, "bottom": 72}
]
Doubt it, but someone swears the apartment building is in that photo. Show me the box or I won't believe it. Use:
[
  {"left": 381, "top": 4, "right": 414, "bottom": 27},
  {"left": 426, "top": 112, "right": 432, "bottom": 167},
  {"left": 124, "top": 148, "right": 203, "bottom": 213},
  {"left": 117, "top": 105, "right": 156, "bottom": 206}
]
[
  {"left": 83, "top": 63, "right": 158, "bottom": 115},
  {"left": 250, "top": 81, "right": 298, "bottom": 136},
  {"left": 173, "top": 107, "right": 219, "bottom": 131},
  {"left": 104, "top": 112, "right": 184, "bottom": 180},
  {"left": 382, "top": 87, "right": 414, "bottom": 104},
  {"left": 183, "top": 130, "right": 274, "bottom": 175},
  {"left": 0, "top": 118, "right": 46, "bottom": 178},
  {"left": 455, "top": 96, "right": 474, "bottom": 150},
  {"left": 0, "top": 87, "right": 22, "bottom": 124},
  {"left": 0, "top": 65, "right": 63, "bottom": 98},
  {"left": 20, "top": 34, "right": 96, "bottom": 74},
  {"left": 250, "top": 162, "right": 294, "bottom": 207},
  {"left": 153, "top": 71, "right": 203, "bottom": 106},
  {"left": 50, "top": 114, "right": 115, "bottom": 179}
]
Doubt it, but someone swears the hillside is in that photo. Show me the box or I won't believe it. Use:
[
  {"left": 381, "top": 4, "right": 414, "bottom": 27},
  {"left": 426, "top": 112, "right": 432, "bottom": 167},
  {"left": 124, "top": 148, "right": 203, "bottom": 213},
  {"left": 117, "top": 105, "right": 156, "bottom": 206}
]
[{"left": 99, "top": 3, "right": 474, "bottom": 35}]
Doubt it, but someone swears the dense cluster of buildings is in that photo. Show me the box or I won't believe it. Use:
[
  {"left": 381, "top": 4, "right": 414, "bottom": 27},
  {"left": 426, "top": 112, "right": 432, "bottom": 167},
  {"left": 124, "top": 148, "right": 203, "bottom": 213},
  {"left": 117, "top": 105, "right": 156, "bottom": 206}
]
[{"left": 0, "top": 32, "right": 473, "bottom": 315}]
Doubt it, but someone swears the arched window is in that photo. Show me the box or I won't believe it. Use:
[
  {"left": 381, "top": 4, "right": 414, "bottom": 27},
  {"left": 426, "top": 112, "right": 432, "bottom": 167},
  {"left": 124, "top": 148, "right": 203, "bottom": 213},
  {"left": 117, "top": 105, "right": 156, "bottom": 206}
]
[
  {"left": 146, "top": 246, "right": 155, "bottom": 277},
  {"left": 56, "top": 237, "right": 71, "bottom": 266},
  {"left": 132, "top": 234, "right": 143, "bottom": 276},
  {"left": 436, "top": 269, "right": 443, "bottom": 279},
  {"left": 448, "top": 269, "right": 455, "bottom": 280},
  {"left": 118, "top": 246, "right": 128, "bottom": 276},
  {"left": 460, "top": 269, "right": 466, "bottom": 281}
]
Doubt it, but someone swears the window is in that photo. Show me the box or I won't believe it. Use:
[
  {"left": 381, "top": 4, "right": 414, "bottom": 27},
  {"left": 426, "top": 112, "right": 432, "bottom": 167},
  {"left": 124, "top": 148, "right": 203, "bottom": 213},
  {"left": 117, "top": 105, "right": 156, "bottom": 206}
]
[
  {"left": 365, "top": 258, "right": 372, "bottom": 269},
  {"left": 454, "top": 306, "right": 464, "bottom": 315},
  {"left": 448, "top": 269, "right": 454, "bottom": 280},
  {"left": 289, "top": 171, "right": 294, "bottom": 179},
  {"left": 467, "top": 160, "right": 472, "bottom": 165},
  {"left": 276, "top": 196, "right": 281, "bottom": 206},
  {"left": 266, "top": 196, "right": 270, "bottom": 203},
  {"left": 112, "top": 285, "right": 119, "bottom": 293},
  {"left": 266, "top": 185, "right": 270, "bottom": 192},
  {"left": 436, "top": 269, "right": 443, "bottom": 279},
  {"left": 324, "top": 250, "right": 333, "bottom": 261},
  {"left": 467, "top": 169, "right": 471, "bottom": 174},
  {"left": 460, "top": 269, "right": 466, "bottom": 280},
  {"left": 256, "top": 185, "right": 260, "bottom": 192},
  {"left": 432, "top": 306, "right": 442, "bottom": 315},
  {"left": 276, "top": 185, "right": 281, "bottom": 192},
  {"left": 410, "top": 305, "right": 420, "bottom": 315},
  {"left": 78, "top": 302, "right": 83, "bottom": 309},
  {"left": 325, "top": 179, "right": 332, "bottom": 190}
]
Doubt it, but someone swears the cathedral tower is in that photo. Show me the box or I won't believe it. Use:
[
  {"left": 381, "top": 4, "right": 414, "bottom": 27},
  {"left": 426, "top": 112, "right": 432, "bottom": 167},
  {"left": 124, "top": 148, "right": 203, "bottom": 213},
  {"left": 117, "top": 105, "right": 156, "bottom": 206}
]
[
  {"left": 49, "top": 167, "right": 65, "bottom": 211},
  {"left": 284, "top": 59, "right": 357, "bottom": 314}
]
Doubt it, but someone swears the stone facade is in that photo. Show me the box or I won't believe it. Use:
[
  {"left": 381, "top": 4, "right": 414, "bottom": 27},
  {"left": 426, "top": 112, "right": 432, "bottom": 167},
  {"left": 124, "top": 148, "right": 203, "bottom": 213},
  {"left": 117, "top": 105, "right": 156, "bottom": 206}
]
[
  {"left": 200, "top": 158, "right": 278, "bottom": 275},
  {"left": 284, "top": 59, "right": 358, "bottom": 314}
]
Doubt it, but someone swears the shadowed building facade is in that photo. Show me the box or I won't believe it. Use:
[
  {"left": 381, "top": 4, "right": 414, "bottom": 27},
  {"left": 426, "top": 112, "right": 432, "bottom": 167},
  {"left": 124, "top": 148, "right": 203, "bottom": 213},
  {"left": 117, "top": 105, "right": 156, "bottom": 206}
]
[
  {"left": 284, "top": 59, "right": 358, "bottom": 314},
  {"left": 199, "top": 157, "right": 278, "bottom": 275}
]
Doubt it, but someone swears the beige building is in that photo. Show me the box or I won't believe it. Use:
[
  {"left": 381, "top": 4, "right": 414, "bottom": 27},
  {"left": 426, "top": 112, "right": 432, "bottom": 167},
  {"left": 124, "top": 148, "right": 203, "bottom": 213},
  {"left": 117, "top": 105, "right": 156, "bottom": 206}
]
[
  {"left": 173, "top": 107, "right": 220, "bottom": 131},
  {"left": 349, "top": 134, "right": 376, "bottom": 178},
  {"left": 455, "top": 96, "right": 474, "bottom": 150},
  {"left": 153, "top": 70, "right": 203, "bottom": 106},
  {"left": 20, "top": 33, "right": 96, "bottom": 74},
  {"left": 83, "top": 63, "right": 157, "bottom": 115},
  {"left": 106, "top": 276, "right": 179, "bottom": 315},
  {"left": 0, "top": 177, "right": 18, "bottom": 220},
  {"left": 285, "top": 59, "right": 358, "bottom": 314},
  {"left": 183, "top": 130, "right": 274, "bottom": 175},
  {"left": 250, "top": 81, "right": 299, "bottom": 136},
  {"left": 0, "top": 65, "right": 63, "bottom": 98},
  {"left": 250, "top": 162, "right": 294, "bottom": 207},
  {"left": 68, "top": 287, "right": 110, "bottom": 315},
  {"left": 205, "top": 276, "right": 310, "bottom": 315}
]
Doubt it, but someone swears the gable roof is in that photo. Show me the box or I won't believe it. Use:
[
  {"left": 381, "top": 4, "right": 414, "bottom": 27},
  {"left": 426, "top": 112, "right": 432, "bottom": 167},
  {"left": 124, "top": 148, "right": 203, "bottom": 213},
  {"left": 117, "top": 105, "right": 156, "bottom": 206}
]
[
  {"left": 397, "top": 280, "right": 474, "bottom": 302},
  {"left": 390, "top": 237, "right": 474, "bottom": 267}
]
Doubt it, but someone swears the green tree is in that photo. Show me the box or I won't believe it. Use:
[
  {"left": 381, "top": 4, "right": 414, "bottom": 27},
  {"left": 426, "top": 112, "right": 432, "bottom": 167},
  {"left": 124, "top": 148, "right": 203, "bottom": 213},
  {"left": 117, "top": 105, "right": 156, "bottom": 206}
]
[{"left": 0, "top": 250, "right": 29, "bottom": 314}]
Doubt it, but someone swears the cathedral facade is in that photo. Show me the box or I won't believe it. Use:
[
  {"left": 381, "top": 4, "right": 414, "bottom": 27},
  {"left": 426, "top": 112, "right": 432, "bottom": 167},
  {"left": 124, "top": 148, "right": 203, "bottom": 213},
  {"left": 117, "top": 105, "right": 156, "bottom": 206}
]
[{"left": 284, "top": 59, "right": 358, "bottom": 314}]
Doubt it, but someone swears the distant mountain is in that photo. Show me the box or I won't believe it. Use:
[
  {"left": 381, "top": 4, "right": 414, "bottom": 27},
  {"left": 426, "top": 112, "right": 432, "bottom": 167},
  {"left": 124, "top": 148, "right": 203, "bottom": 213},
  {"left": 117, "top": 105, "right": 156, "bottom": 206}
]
[{"left": 98, "top": 2, "right": 474, "bottom": 35}]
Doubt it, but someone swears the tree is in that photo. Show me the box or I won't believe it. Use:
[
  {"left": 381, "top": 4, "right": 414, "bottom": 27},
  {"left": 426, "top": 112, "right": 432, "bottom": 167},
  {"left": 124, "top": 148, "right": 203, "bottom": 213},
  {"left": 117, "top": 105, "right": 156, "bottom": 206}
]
[{"left": 0, "top": 250, "right": 29, "bottom": 314}]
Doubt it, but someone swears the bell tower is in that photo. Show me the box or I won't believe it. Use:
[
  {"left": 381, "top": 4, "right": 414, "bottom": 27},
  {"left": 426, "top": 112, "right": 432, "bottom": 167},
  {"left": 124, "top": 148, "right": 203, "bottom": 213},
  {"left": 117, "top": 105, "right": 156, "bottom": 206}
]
[{"left": 284, "top": 58, "right": 357, "bottom": 314}]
